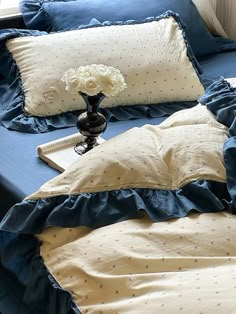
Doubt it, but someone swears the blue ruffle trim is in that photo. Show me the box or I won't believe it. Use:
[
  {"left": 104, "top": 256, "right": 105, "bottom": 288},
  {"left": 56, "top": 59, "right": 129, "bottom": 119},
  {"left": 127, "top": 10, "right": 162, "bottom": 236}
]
[
  {"left": 0, "top": 11, "right": 206, "bottom": 133},
  {"left": 0, "top": 179, "right": 232, "bottom": 313},
  {"left": 0, "top": 180, "right": 231, "bottom": 234},
  {"left": 199, "top": 77, "right": 236, "bottom": 137},
  {"left": 20, "top": 0, "right": 54, "bottom": 32},
  {"left": 199, "top": 78, "right": 236, "bottom": 207},
  {"left": 0, "top": 232, "right": 81, "bottom": 314}
]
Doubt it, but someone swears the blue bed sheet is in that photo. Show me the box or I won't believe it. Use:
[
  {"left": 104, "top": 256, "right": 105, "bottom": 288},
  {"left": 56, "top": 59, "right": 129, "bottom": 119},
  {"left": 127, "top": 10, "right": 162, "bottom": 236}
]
[
  {"left": 200, "top": 50, "right": 236, "bottom": 80},
  {"left": 0, "top": 266, "right": 32, "bottom": 314}
]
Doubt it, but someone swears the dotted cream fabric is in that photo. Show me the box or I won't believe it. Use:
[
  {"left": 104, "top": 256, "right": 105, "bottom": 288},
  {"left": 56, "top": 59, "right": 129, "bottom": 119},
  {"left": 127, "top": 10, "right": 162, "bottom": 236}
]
[
  {"left": 28, "top": 104, "right": 227, "bottom": 200},
  {"left": 6, "top": 16, "right": 204, "bottom": 117},
  {"left": 38, "top": 211, "right": 236, "bottom": 313}
]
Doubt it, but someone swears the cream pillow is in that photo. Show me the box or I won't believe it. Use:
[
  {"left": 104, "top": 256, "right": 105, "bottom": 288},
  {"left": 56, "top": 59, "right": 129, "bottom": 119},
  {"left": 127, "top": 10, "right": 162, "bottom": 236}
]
[{"left": 6, "top": 13, "right": 204, "bottom": 117}]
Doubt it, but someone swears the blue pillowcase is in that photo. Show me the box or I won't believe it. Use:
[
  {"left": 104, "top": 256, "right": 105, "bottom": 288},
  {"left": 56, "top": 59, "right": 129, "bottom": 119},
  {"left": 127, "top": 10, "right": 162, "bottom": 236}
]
[{"left": 20, "top": 0, "right": 217, "bottom": 58}]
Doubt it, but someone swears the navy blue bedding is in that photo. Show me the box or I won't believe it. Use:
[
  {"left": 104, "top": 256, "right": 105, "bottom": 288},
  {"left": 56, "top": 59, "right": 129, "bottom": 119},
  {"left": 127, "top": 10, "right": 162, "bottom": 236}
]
[
  {"left": 0, "top": 266, "right": 32, "bottom": 314},
  {"left": 199, "top": 50, "right": 236, "bottom": 79}
]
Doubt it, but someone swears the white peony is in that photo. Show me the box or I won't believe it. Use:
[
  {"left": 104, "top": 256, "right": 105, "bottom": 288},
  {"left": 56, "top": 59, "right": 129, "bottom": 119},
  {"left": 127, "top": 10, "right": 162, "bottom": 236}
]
[
  {"left": 62, "top": 64, "right": 127, "bottom": 97},
  {"left": 90, "top": 64, "right": 112, "bottom": 78},
  {"left": 79, "top": 76, "right": 102, "bottom": 96},
  {"left": 61, "top": 68, "right": 81, "bottom": 94},
  {"left": 101, "top": 71, "right": 127, "bottom": 96}
]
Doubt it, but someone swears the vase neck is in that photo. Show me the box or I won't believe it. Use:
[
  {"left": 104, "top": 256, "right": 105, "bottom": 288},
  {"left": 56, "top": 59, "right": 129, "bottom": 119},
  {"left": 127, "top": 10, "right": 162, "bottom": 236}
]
[{"left": 79, "top": 92, "right": 106, "bottom": 114}]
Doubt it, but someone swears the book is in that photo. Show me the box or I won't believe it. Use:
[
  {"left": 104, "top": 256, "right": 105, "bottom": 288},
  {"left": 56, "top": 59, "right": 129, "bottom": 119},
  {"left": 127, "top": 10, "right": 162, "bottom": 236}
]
[{"left": 37, "top": 133, "right": 105, "bottom": 172}]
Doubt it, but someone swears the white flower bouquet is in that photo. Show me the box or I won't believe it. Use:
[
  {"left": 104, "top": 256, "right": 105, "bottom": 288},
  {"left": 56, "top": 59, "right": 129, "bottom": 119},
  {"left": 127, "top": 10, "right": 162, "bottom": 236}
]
[{"left": 62, "top": 64, "right": 127, "bottom": 97}]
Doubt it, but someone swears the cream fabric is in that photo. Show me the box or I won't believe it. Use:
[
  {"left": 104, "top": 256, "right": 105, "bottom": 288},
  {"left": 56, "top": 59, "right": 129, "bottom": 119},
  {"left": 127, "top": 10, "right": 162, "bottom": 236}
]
[
  {"left": 193, "top": 0, "right": 227, "bottom": 37},
  {"left": 28, "top": 104, "right": 227, "bottom": 200},
  {"left": 226, "top": 77, "right": 236, "bottom": 87},
  {"left": 6, "top": 16, "right": 204, "bottom": 117},
  {"left": 208, "top": 0, "right": 217, "bottom": 11},
  {"left": 215, "top": 0, "right": 236, "bottom": 40},
  {"left": 38, "top": 211, "right": 236, "bottom": 313}
]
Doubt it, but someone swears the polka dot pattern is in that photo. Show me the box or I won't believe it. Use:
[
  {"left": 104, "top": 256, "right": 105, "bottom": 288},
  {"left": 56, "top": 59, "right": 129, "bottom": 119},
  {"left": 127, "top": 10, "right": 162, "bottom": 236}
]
[
  {"left": 29, "top": 105, "right": 227, "bottom": 199},
  {"left": 6, "top": 16, "right": 204, "bottom": 117},
  {"left": 38, "top": 211, "right": 236, "bottom": 313}
]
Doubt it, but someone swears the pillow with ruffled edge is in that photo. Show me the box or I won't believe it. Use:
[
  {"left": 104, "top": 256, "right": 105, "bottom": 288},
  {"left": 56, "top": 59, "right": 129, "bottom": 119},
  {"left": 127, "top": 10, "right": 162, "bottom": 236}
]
[
  {"left": 0, "top": 12, "right": 206, "bottom": 133},
  {"left": 19, "top": 0, "right": 218, "bottom": 58}
]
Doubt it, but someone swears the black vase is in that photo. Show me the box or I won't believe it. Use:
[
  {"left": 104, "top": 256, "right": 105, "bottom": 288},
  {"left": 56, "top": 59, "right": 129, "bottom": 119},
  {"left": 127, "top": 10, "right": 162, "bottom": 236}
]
[{"left": 75, "top": 92, "right": 107, "bottom": 154}]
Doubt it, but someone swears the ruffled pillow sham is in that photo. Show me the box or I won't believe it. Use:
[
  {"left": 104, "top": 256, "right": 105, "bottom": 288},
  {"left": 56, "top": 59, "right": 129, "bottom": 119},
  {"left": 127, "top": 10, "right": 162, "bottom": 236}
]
[{"left": 0, "top": 12, "right": 204, "bottom": 132}]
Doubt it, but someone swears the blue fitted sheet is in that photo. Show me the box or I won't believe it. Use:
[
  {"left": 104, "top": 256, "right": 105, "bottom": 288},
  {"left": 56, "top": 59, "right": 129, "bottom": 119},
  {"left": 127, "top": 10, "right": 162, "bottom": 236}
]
[{"left": 199, "top": 50, "right": 236, "bottom": 80}]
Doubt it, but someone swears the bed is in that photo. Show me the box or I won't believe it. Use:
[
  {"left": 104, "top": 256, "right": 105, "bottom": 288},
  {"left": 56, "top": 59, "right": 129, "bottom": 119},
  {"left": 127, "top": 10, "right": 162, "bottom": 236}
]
[{"left": 0, "top": 1, "right": 236, "bottom": 313}]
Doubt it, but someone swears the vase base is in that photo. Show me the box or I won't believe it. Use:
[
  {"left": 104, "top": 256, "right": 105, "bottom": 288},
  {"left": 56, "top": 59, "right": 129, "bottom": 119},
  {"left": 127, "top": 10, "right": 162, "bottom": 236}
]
[{"left": 74, "top": 137, "right": 105, "bottom": 155}]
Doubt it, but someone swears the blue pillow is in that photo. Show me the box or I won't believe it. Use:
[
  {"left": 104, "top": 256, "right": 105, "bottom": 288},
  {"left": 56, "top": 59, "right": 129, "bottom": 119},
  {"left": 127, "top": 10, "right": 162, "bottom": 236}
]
[{"left": 20, "top": 0, "right": 217, "bottom": 57}]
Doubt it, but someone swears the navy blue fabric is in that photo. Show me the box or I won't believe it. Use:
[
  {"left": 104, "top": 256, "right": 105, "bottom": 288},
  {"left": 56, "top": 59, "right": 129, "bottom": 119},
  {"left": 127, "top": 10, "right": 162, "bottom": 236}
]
[
  {"left": 0, "top": 233, "right": 81, "bottom": 314},
  {"left": 224, "top": 137, "right": 236, "bottom": 208},
  {"left": 0, "top": 181, "right": 230, "bottom": 234},
  {"left": 199, "top": 78, "right": 236, "bottom": 137},
  {"left": 199, "top": 51, "right": 236, "bottom": 80},
  {"left": 215, "top": 36, "right": 236, "bottom": 53},
  {"left": 0, "top": 11, "right": 203, "bottom": 133},
  {"left": 0, "top": 264, "right": 33, "bottom": 314},
  {"left": 19, "top": 0, "right": 218, "bottom": 58},
  {"left": 199, "top": 78, "right": 236, "bottom": 211}
]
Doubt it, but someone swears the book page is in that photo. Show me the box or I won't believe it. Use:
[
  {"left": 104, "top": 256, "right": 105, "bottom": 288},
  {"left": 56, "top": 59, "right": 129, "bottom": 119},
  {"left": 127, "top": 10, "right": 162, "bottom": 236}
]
[
  {"left": 37, "top": 134, "right": 105, "bottom": 172},
  {"left": 43, "top": 146, "right": 80, "bottom": 172},
  {"left": 37, "top": 133, "right": 86, "bottom": 155}
]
